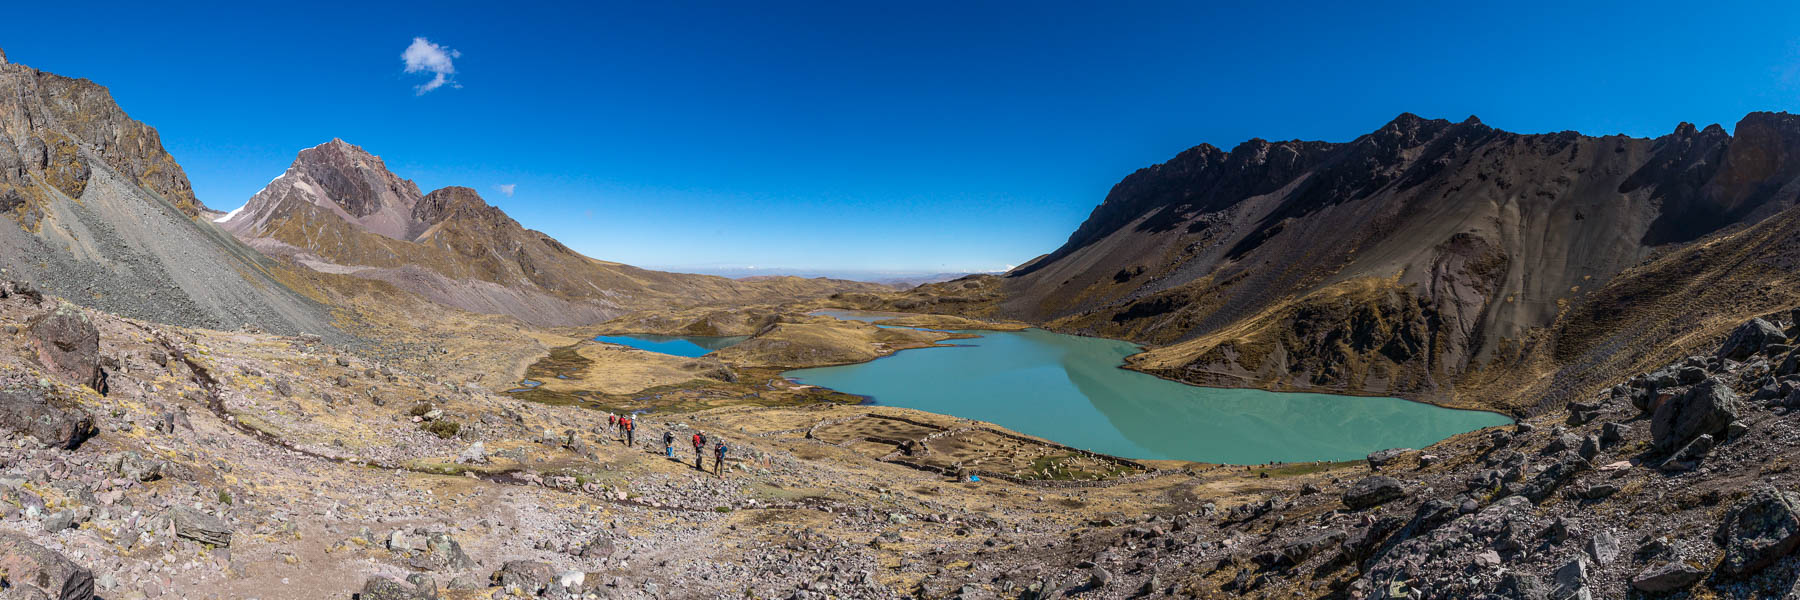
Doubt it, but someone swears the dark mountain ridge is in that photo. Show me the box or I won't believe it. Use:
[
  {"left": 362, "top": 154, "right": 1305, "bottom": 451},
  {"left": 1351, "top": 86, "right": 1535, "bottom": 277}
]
[{"left": 869, "top": 111, "right": 1800, "bottom": 407}]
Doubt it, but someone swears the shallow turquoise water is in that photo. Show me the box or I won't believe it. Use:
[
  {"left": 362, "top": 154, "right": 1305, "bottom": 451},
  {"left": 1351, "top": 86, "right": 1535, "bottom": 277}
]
[
  {"left": 594, "top": 334, "right": 748, "bottom": 357},
  {"left": 783, "top": 327, "right": 1510, "bottom": 464}
]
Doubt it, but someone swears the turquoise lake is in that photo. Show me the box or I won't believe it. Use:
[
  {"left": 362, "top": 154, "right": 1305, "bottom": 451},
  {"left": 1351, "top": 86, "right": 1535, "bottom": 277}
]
[
  {"left": 786, "top": 314, "right": 1510, "bottom": 464},
  {"left": 593, "top": 334, "right": 748, "bottom": 357}
]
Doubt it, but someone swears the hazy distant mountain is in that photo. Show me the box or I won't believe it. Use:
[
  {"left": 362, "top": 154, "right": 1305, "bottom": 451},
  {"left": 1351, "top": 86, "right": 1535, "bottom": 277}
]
[
  {"left": 869, "top": 272, "right": 996, "bottom": 287},
  {"left": 664, "top": 266, "right": 993, "bottom": 287},
  {"left": 219, "top": 140, "right": 887, "bottom": 326},
  {"left": 0, "top": 48, "right": 340, "bottom": 338}
]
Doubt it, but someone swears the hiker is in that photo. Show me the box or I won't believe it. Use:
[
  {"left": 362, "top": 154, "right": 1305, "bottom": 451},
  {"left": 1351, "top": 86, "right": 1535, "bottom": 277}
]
[
  {"left": 713, "top": 440, "right": 729, "bottom": 476},
  {"left": 662, "top": 430, "right": 675, "bottom": 457},
  {"left": 607, "top": 414, "right": 617, "bottom": 436},
  {"left": 624, "top": 416, "right": 636, "bottom": 446},
  {"left": 692, "top": 431, "right": 707, "bottom": 470}
]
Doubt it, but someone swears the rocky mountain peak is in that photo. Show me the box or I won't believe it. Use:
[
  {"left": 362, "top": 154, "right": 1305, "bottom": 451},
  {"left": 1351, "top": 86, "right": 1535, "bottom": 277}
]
[
  {"left": 410, "top": 185, "right": 500, "bottom": 233},
  {"left": 224, "top": 139, "right": 424, "bottom": 240},
  {"left": 289, "top": 138, "right": 421, "bottom": 218},
  {"left": 0, "top": 47, "right": 8, "bottom": 65}
]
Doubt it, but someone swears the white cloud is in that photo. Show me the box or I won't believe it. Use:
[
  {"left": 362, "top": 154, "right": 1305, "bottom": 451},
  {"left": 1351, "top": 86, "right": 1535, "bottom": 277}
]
[
  {"left": 494, "top": 183, "right": 516, "bottom": 197},
  {"left": 401, "top": 37, "right": 461, "bottom": 95}
]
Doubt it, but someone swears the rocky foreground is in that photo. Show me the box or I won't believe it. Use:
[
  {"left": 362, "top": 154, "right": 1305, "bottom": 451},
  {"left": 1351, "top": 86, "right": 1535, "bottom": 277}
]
[{"left": 5, "top": 271, "right": 1800, "bottom": 599}]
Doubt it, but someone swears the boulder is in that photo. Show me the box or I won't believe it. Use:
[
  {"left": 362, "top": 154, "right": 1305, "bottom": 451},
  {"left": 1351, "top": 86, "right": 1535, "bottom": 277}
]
[
  {"left": 1339, "top": 516, "right": 1403, "bottom": 566},
  {"left": 1587, "top": 530, "right": 1620, "bottom": 565},
  {"left": 1512, "top": 455, "right": 1588, "bottom": 503},
  {"left": 25, "top": 303, "right": 103, "bottom": 392},
  {"left": 170, "top": 506, "right": 232, "bottom": 547},
  {"left": 1651, "top": 377, "right": 1739, "bottom": 452},
  {"left": 1552, "top": 556, "right": 1589, "bottom": 599},
  {"left": 1366, "top": 448, "right": 1412, "bottom": 471},
  {"left": 0, "top": 385, "right": 96, "bottom": 450},
  {"left": 1542, "top": 432, "right": 1580, "bottom": 455},
  {"left": 1253, "top": 529, "right": 1345, "bottom": 570},
  {"left": 1630, "top": 561, "right": 1705, "bottom": 593},
  {"left": 358, "top": 575, "right": 434, "bottom": 600},
  {"left": 1719, "top": 317, "right": 1786, "bottom": 360},
  {"left": 0, "top": 530, "right": 95, "bottom": 600},
  {"left": 1599, "top": 422, "right": 1626, "bottom": 447},
  {"left": 1342, "top": 476, "right": 1405, "bottom": 510},
  {"left": 494, "top": 560, "right": 556, "bottom": 595},
  {"left": 580, "top": 535, "right": 616, "bottom": 559},
  {"left": 1659, "top": 434, "right": 1715, "bottom": 472},
  {"left": 457, "top": 442, "right": 487, "bottom": 464},
  {"left": 1713, "top": 486, "right": 1800, "bottom": 577},
  {"left": 408, "top": 531, "right": 474, "bottom": 572},
  {"left": 1496, "top": 573, "right": 1549, "bottom": 600}
]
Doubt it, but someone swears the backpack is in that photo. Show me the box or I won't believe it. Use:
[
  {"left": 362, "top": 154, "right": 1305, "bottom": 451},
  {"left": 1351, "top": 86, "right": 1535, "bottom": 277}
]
[{"left": 716, "top": 444, "right": 728, "bottom": 456}]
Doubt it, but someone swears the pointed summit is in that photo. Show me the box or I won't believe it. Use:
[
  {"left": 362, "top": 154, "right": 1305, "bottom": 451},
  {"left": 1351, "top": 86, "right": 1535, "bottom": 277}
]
[{"left": 226, "top": 139, "right": 424, "bottom": 239}]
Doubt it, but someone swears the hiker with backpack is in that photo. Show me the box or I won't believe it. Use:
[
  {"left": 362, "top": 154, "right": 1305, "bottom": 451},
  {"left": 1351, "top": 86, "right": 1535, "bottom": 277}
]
[
  {"left": 624, "top": 416, "right": 636, "bottom": 447},
  {"left": 713, "top": 440, "right": 729, "bottom": 476},
  {"left": 692, "top": 431, "right": 707, "bottom": 470},
  {"left": 663, "top": 430, "right": 675, "bottom": 457}
]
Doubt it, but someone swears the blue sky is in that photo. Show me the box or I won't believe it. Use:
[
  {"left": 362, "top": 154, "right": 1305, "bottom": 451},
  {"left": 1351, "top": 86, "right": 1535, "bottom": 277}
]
[{"left": 4, "top": 2, "right": 1799, "bottom": 276}]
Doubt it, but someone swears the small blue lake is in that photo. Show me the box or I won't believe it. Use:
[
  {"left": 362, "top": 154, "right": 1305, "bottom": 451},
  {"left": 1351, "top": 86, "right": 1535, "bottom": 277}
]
[
  {"left": 787, "top": 313, "right": 1511, "bottom": 464},
  {"left": 593, "top": 334, "right": 748, "bottom": 357}
]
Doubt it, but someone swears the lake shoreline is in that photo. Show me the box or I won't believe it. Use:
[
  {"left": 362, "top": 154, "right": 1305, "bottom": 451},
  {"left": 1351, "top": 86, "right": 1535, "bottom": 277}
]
[
  {"left": 809, "top": 308, "right": 1514, "bottom": 421},
  {"left": 782, "top": 314, "right": 1511, "bottom": 464}
]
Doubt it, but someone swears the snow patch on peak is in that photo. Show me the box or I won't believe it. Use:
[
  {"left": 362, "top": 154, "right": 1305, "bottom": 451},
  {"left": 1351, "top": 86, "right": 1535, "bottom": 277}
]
[{"left": 213, "top": 205, "right": 245, "bottom": 223}]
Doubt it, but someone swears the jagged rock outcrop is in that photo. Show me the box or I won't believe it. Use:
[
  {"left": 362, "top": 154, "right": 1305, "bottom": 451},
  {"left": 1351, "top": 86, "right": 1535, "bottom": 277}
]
[
  {"left": 220, "top": 140, "right": 888, "bottom": 326},
  {"left": 0, "top": 50, "right": 341, "bottom": 339}
]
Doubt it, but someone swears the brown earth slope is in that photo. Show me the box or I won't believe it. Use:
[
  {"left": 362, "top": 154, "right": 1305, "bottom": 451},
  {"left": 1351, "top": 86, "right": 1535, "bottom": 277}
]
[{"left": 221, "top": 140, "right": 889, "bottom": 326}]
